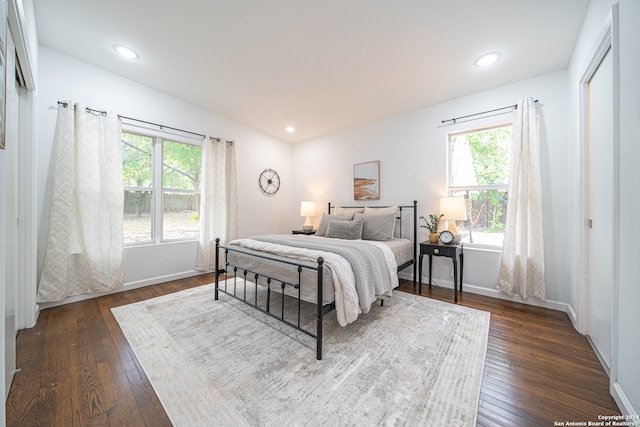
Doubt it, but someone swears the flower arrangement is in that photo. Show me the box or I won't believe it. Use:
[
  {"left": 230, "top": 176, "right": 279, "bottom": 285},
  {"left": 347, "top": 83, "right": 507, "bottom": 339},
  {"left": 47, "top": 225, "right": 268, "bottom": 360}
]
[{"left": 419, "top": 214, "right": 444, "bottom": 233}]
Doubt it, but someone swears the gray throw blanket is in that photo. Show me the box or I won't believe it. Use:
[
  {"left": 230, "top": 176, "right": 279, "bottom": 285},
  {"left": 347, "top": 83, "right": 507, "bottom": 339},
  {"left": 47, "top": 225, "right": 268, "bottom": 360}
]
[{"left": 250, "top": 235, "right": 396, "bottom": 313}]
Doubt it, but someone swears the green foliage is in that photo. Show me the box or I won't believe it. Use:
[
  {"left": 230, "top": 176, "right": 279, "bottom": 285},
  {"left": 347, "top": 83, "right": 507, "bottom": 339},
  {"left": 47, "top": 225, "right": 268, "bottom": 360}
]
[
  {"left": 122, "top": 133, "right": 203, "bottom": 218},
  {"left": 451, "top": 125, "right": 511, "bottom": 236},
  {"left": 122, "top": 133, "right": 153, "bottom": 187},
  {"left": 162, "top": 140, "right": 202, "bottom": 190},
  {"left": 456, "top": 126, "right": 511, "bottom": 186},
  {"left": 419, "top": 214, "right": 444, "bottom": 233}
]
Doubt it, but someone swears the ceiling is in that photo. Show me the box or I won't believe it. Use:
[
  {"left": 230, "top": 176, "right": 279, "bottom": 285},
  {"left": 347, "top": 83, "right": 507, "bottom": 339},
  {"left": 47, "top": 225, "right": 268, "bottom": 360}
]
[{"left": 33, "top": 0, "right": 589, "bottom": 143}]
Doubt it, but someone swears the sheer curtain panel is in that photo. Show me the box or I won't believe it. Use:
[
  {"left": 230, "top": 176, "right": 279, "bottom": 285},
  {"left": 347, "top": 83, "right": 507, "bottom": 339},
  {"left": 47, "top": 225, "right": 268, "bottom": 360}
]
[
  {"left": 497, "top": 97, "right": 546, "bottom": 300},
  {"left": 37, "top": 102, "right": 125, "bottom": 303},
  {"left": 195, "top": 137, "right": 238, "bottom": 271}
]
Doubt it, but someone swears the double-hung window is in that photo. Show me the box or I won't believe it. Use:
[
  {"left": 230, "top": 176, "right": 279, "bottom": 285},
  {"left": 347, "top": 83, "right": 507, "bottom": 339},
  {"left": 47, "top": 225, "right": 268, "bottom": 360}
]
[
  {"left": 122, "top": 130, "right": 202, "bottom": 245},
  {"left": 447, "top": 123, "right": 512, "bottom": 246}
]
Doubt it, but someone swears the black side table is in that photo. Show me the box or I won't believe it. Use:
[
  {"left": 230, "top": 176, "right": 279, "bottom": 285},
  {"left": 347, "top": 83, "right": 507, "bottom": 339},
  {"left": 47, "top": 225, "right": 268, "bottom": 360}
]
[
  {"left": 292, "top": 230, "right": 316, "bottom": 235},
  {"left": 418, "top": 241, "right": 464, "bottom": 302}
]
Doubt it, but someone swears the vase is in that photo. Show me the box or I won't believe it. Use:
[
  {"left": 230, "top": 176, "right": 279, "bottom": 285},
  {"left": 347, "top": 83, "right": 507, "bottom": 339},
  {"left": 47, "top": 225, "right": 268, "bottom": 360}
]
[{"left": 429, "top": 232, "right": 439, "bottom": 243}]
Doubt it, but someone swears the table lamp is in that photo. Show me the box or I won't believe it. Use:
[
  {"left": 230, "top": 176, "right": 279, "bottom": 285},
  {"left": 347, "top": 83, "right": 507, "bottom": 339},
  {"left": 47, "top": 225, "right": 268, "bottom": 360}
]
[
  {"left": 439, "top": 196, "right": 467, "bottom": 243},
  {"left": 300, "top": 201, "right": 317, "bottom": 231}
]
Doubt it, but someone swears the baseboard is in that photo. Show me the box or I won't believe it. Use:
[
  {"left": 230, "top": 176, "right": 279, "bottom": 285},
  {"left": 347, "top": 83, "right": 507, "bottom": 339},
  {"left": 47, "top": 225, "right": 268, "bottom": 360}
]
[
  {"left": 38, "top": 270, "right": 208, "bottom": 310},
  {"left": 565, "top": 303, "right": 579, "bottom": 330},
  {"left": 463, "top": 283, "right": 569, "bottom": 312},
  {"left": 124, "top": 270, "right": 211, "bottom": 290},
  {"left": 612, "top": 381, "right": 637, "bottom": 417},
  {"left": 586, "top": 335, "right": 611, "bottom": 376}
]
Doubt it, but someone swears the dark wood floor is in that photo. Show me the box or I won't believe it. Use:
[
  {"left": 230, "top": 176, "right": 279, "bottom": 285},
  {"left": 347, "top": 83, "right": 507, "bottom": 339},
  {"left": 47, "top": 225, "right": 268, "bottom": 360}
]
[{"left": 6, "top": 274, "right": 620, "bottom": 426}]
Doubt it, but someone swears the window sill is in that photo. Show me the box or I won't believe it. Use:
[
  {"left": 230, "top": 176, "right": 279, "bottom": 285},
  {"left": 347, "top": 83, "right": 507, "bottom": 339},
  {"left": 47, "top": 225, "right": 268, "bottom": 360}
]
[
  {"left": 124, "top": 239, "right": 198, "bottom": 249},
  {"left": 460, "top": 243, "right": 503, "bottom": 253}
]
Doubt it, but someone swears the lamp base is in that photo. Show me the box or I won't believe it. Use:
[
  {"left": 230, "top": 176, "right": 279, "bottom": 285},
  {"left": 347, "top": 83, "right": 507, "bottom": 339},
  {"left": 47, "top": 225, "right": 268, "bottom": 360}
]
[{"left": 302, "top": 216, "right": 313, "bottom": 231}]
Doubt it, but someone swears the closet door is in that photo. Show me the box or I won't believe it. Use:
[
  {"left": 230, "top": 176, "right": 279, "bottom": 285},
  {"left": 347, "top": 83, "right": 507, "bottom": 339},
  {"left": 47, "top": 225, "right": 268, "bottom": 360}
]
[{"left": 587, "top": 47, "right": 614, "bottom": 371}]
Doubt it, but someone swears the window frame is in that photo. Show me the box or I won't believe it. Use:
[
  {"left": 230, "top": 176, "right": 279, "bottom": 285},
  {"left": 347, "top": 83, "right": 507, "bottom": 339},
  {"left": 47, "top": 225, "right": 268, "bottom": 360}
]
[
  {"left": 122, "top": 125, "right": 203, "bottom": 246},
  {"left": 446, "top": 121, "right": 512, "bottom": 249}
]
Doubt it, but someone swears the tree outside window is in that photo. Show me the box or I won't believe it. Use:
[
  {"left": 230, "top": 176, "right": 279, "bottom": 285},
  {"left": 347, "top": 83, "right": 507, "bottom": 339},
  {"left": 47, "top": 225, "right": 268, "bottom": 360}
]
[
  {"left": 122, "top": 132, "right": 202, "bottom": 245},
  {"left": 448, "top": 124, "right": 511, "bottom": 246},
  {"left": 162, "top": 140, "right": 202, "bottom": 241}
]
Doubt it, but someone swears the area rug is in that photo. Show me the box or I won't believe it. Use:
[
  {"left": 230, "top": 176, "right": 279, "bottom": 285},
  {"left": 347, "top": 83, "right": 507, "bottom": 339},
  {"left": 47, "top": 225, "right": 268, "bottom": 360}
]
[{"left": 112, "top": 280, "right": 490, "bottom": 426}]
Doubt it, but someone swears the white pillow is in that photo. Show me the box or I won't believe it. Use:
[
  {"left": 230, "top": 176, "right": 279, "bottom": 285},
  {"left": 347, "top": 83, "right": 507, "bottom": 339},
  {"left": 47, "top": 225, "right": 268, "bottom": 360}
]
[
  {"left": 334, "top": 206, "right": 365, "bottom": 215},
  {"left": 363, "top": 206, "right": 398, "bottom": 215}
]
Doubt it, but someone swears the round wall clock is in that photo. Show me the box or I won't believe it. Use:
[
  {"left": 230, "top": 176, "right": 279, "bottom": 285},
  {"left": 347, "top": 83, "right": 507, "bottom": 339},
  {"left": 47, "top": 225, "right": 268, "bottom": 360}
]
[{"left": 259, "top": 168, "right": 280, "bottom": 195}]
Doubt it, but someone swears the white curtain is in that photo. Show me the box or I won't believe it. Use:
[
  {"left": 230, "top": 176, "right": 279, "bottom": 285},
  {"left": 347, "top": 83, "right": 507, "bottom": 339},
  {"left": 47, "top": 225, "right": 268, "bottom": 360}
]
[
  {"left": 497, "top": 97, "right": 546, "bottom": 300},
  {"left": 38, "top": 102, "right": 124, "bottom": 303},
  {"left": 195, "top": 137, "right": 238, "bottom": 271}
]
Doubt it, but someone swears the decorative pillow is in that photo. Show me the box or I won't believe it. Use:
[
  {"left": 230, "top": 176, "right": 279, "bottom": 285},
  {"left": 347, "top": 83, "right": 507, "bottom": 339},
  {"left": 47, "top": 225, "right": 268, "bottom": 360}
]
[
  {"left": 334, "top": 206, "right": 365, "bottom": 215},
  {"left": 325, "top": 217, "right": 364, "bottom": 240},
  {"left": 316, "top": 213, "right": 354, "bottom": 236},
  {"left": 363, "top": 206, "right": 398, "bottom": 215},
  {"left": 354, "top": 212, "right": 396, "bottom": 241}
]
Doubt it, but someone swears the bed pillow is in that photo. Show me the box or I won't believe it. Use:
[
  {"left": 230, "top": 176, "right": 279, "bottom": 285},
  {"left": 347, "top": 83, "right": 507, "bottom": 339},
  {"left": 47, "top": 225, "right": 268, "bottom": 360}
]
[
  {"left": 354, "top": 212, "right": 396, "bottom": 241},
  {"left": 333, "top": 206, "right": 365, "bottom": 215},
  {"left": 363, "top": 206, "right": 398, "bottom": 215},
  {"left": 325, "top": 217, "right": 364, "bottom": 240},
  {"left": 315, "top": 213, "right": 354, "bottom": 236}
]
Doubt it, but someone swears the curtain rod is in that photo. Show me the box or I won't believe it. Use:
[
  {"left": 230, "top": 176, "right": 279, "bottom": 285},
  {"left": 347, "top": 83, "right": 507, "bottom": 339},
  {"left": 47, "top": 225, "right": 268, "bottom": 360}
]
[
  {"left": 440, "top": 99, "right": 539, "bottom": 126},
  {"left": 57, "top": 101, "right": 206, "bottom": 139}
]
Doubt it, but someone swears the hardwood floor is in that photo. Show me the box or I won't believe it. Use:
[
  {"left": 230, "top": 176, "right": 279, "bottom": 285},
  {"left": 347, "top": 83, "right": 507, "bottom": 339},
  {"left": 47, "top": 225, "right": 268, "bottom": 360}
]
[{"left": 6, "top": 274, "right": 619, "bottom": 426}]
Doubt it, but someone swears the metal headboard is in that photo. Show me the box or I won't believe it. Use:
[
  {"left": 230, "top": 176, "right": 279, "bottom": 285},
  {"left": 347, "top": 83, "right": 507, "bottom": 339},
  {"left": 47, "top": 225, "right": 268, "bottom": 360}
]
[{"left": 327, "top": 200, "right": 418, "bottom": 281}]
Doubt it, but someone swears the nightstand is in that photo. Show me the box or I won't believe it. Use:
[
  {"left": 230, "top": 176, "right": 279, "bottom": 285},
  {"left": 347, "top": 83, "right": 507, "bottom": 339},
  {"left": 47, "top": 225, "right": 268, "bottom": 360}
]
[
  {"left": 418, "top": 241, "right": 464, "bottom": 303},
  {"left": 292, "top": 229, "right": 316, "bottom": 235}
]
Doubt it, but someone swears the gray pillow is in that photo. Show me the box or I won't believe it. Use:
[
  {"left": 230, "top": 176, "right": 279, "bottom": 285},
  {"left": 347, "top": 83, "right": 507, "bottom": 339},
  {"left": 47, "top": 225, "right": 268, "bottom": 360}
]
[
  {"left": 325, "top": 217, "right": 364, "bottom": 240},
  {"left": 316, "top": 213, "right": 354, "bottom": 236},
  {"left": 354, "top": 212, "right": 396, "bottom": 241}
]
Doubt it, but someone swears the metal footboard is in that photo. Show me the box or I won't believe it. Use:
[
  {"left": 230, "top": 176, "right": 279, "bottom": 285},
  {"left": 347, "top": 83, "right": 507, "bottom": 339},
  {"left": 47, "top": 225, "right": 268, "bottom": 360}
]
[{"left": 215, "top": 238, "right": 330, "bottom": 360}]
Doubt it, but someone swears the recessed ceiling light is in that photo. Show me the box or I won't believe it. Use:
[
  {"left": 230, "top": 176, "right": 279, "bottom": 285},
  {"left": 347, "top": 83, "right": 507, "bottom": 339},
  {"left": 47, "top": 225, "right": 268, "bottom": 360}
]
[
  {"left": 114, "top": 44, "right": 139, "bottom": 60},
  {"left": 474, "top": 52, "right": 500, "bottom": 68},
  {"left": 285, "top": 126, "right": 295, "bottom": 133}
]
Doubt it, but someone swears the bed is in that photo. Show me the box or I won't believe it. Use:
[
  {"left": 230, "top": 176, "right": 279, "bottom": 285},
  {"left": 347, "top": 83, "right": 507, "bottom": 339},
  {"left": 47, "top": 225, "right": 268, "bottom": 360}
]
[{"left": 214, "top": 201, "right": 417, "bottom": 359}]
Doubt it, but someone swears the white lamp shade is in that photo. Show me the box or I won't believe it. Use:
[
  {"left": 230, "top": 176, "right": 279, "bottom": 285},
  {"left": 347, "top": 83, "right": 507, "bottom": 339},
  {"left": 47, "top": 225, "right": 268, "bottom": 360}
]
[
  {"left": 300, "top": 201, "right": 317, "bottom": 217},
  {"left": 440, "top": 196, "right": 467, "bottom": 241},
  {"left": 439, "top": 197, "right": 467, "bottom": 220}
]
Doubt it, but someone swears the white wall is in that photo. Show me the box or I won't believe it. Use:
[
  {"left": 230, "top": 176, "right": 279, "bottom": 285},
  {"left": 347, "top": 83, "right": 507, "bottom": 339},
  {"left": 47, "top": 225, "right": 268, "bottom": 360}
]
[
  {"left": 616, "top": 0, "right": 640, "bottom": 414},
  {"left": 36, "top": 46, "right": 294, "bottom": 303},
  {"left": 0, "top": 121, "right": 6, "bottom": 421},
  {"left": 292, "top": 70, "right": 570, "bottom": 308}
]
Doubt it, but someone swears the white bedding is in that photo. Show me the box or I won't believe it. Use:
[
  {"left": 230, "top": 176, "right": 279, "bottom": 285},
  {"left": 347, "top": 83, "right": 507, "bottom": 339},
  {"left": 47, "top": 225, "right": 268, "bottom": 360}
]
[{"left": 227, "top": 235, "right": 408, "bottom": 326}]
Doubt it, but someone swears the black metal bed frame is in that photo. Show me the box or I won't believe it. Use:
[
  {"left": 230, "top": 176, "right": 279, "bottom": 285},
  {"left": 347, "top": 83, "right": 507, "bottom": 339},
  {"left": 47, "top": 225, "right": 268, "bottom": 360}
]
[{"left": 215, "top": 200, "right": 417, "bottom": 360}]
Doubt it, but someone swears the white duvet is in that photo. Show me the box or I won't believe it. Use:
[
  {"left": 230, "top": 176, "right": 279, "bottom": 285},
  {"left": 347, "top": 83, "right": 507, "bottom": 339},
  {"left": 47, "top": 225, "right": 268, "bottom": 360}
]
[{"left": 229, "top": 237, "right": 398, "bottom": 326}]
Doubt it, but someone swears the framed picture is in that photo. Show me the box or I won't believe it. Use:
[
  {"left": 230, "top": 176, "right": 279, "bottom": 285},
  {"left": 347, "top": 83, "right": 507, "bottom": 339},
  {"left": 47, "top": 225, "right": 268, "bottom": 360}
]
[
  {"left": 354, "top": 161, "right": 380, "bottom": 200},
  {"left": 0, "top": 0, "right": 6, "bottom": 150}
]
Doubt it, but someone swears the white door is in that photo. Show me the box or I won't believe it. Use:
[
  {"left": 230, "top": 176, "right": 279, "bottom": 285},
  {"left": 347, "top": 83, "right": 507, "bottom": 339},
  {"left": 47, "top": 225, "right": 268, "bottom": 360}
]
[
  {"left": 587, "top": 47, "right": 613, "bottom": 371},
  {"left": 4, "top": 25, "right": 22, "bottom": 398}
]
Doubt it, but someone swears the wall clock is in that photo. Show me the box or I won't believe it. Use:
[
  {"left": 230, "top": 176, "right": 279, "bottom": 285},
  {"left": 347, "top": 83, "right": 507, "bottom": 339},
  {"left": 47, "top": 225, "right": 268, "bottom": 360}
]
[{"left": 259, "top": 168, "right": 280, "bottom": 195}]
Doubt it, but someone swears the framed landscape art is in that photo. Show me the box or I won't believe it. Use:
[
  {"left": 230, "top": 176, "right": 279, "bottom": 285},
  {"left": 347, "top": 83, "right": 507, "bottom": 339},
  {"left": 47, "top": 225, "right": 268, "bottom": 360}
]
[{"left": 354, "top": 161, "right": 380, "bottom": 200}]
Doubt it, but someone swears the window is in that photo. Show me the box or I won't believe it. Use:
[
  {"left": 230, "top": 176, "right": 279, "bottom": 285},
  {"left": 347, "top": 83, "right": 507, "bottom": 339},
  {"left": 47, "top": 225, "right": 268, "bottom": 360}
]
[
  {"left": 122, "top": 131, "right": 202, "bottom": 245},
  {"left": 448, "top": 124, "right": 512, "bottom": 246}
]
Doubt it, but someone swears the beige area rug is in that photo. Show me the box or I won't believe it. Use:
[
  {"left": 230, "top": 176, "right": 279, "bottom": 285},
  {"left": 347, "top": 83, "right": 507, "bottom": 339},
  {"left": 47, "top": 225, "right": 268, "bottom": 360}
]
[{"left": 112, "top": 280, "right": 490, "bottom": 426}]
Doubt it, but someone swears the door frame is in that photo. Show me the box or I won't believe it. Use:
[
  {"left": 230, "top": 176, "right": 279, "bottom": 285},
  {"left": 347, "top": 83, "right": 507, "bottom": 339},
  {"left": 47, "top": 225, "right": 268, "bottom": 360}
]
[
  {"left": 8, "top": 0, "right": 38, "bottom": 329},
  {"left": 577, "top": 5, "right": 620, "bottom": 385}
]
